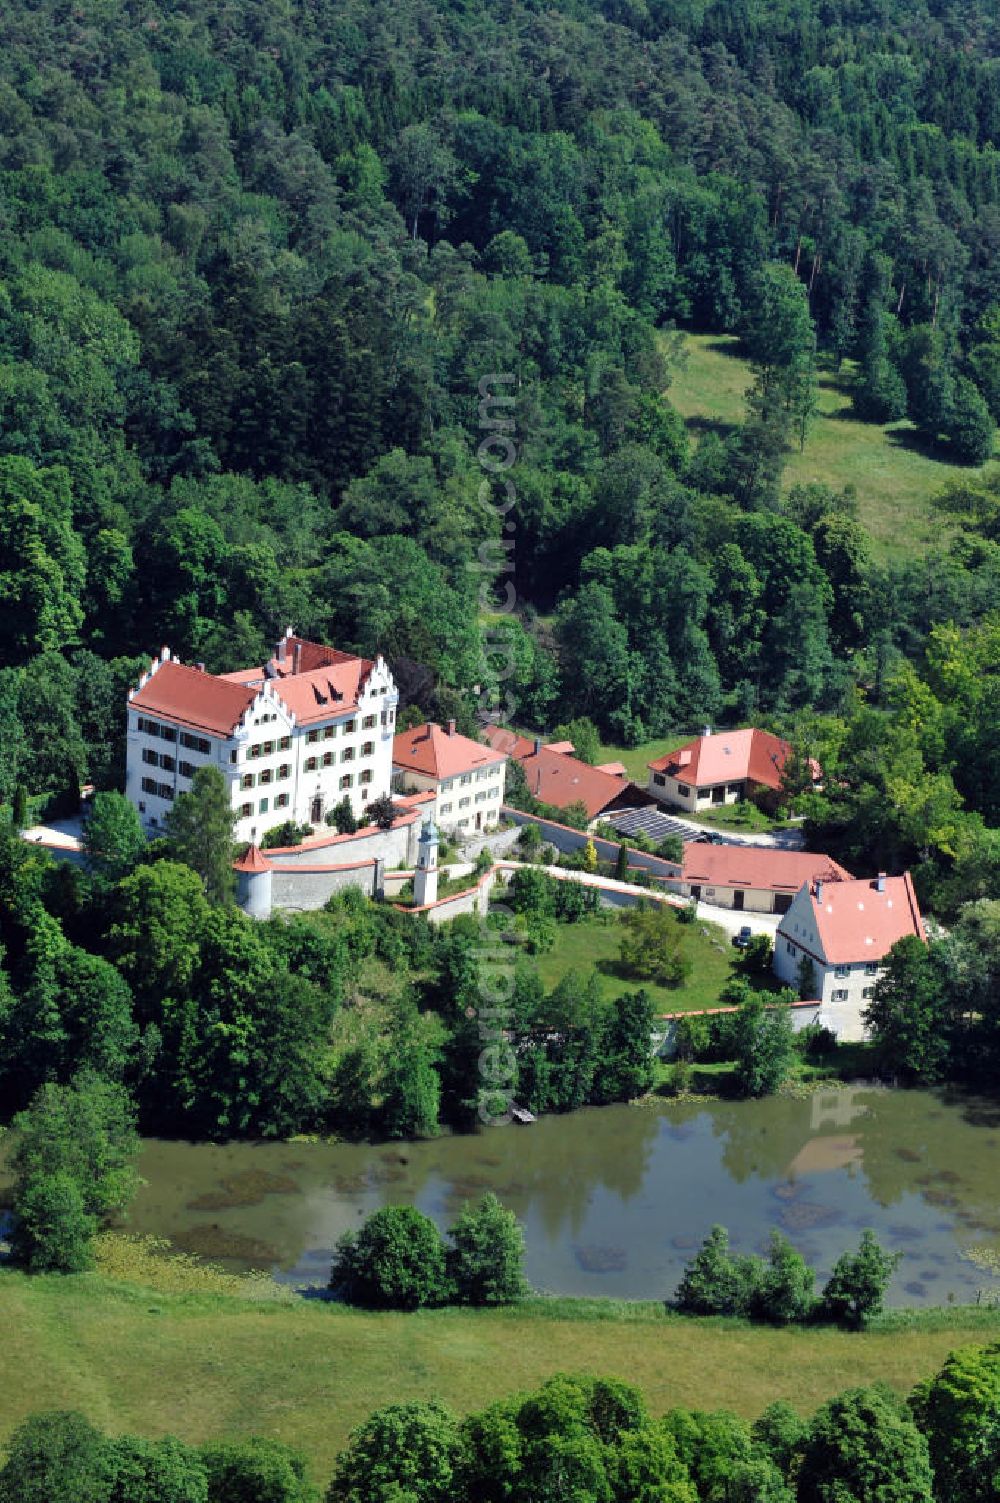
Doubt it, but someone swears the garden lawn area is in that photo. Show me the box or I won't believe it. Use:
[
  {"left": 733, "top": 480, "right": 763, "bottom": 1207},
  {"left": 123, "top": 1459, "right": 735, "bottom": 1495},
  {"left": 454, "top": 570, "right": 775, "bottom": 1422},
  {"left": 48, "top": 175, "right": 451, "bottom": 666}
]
[
  {"left": 533, "top": 909, "right": 735, "bottom": 1014},
  {"left": 681, "top": 801, "right": 795, "bottom": 835},
  {"left": 667, "top": 332, "right": 990, "bottom": 562},
  {"left": 3, "top": 1270, "right": 1000, "bottom": 1484},
  {"left": 594, "top": 734, "right": 687, "bottom": 782}
]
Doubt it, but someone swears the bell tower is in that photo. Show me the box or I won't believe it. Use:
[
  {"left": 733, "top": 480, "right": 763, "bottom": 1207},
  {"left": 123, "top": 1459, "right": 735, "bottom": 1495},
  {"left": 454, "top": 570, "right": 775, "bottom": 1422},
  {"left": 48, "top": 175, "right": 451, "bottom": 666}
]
[{"left": 413, "top": 817, "right": 439, "bottom": 907}]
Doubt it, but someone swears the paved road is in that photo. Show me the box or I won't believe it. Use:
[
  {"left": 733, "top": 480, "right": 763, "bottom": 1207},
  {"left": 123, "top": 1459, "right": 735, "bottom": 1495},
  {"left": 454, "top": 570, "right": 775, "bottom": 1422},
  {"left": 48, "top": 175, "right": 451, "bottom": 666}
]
[{"left": 695, "top": 903, "right": 781, "bottom": 939}]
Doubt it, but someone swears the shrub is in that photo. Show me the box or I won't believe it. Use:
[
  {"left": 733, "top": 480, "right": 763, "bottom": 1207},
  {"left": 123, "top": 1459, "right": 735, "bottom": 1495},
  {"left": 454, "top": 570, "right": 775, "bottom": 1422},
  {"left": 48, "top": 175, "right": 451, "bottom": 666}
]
[
  {"left": 821, "top": 1230, "right": 900, "bottom": 1329},
  {"left": 797, "top": 1023, "right": 837, "bottom": 1060},
  {"left": 260, "top": 820, "right": 311, "bottom": 849},
  {"left": 752, "top": 1231, "right": 816, "bottom": 1325},
  {"left": 367, "top": 794, "right": 398, "bottom": 831},
  {"left": 668, "top": 1059, "right": 693, "bottom": 1096},
  {"left": 330, "top": 1205, "right": 451, "bottom": 1309},
  {"left": 10, "top": 1171, "right": 96, "bottom": 1273},
  {"left": 517, "top": 822, "right": 543, "bottom": 860},
  {"left": 673, "top": 1225, "right": 761, "bottom": 1317},
  {"left": 200, "top": 1437, "right": 314, "bottom": 1503},
  {"left": 553, "top": 878, "right": 599, "bottom": 922},
  {"left": 326, "top": 796, "right": 358, "bottom": 835},
  {"left": 446, "top": 1193, "right": 528, "bottom": 1305}
]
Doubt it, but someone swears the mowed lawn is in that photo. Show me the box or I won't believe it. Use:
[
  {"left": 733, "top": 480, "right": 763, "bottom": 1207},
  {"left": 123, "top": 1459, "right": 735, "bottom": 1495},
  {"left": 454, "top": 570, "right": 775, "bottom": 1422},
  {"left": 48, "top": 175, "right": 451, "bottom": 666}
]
[
  {"left": 3, "top": 1271, "right": 1000, "bottom": 1483},
  {"left": 668, "top": 333, "right": 989, "bottom": 562},
  {"left": 534, "top": 910, "right": 736, "bottom": 1014},
  {"left": 595, "top": 734, "right": 687, "bottom": 782}
]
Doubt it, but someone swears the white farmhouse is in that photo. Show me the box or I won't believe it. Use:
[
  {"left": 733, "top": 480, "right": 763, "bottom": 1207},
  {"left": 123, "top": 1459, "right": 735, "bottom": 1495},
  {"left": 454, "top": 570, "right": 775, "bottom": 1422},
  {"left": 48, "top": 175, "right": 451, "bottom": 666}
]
[
  {"left": 773, "top": 872, "right": 926, "bottom": 1041},
  {"left": 125, "top": 630, "right": 398, "bottom": 845}
]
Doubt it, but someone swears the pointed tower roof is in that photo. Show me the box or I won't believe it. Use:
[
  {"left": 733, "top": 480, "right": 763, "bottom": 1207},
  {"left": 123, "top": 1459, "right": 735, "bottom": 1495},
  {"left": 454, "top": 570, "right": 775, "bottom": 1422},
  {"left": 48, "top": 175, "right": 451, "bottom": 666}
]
[{"left": 233, "top": 843, "right": 271, "bottom": 873}]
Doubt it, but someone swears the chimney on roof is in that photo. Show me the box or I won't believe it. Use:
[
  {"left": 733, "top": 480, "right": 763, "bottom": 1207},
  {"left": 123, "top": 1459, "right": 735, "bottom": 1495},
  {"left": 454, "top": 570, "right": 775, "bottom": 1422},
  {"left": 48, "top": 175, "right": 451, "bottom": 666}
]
[
  {"left": 292, "top": 642, "right": 303, "bottom": 675},
  {"left": 876, "top": 872, "right": 886, "bottom": 893},
  {"left": 196, "top": 662, "right": 206, "bottom": 673},
  {"left": 533, "top": 737, "right": 542, "bottom": 755},
  {"left": 814, "top": 879, "right": 823, "bottom": 902},
  {"left": 447, "top": 719, "right": 456, "bottom": 737},
  {"left": 702, "top": 725, "right": 712, "bottom": 739},
  {"left": 160, "top": 646, "right": 170, "bottom": 662},
  {"left": 276, "top": 636, "right": 287, "bottom": 664}
]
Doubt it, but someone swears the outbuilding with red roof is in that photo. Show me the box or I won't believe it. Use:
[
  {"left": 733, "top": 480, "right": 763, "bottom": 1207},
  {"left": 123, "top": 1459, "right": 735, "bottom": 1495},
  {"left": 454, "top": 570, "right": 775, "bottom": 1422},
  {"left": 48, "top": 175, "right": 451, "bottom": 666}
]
[
  {"left": 669, "top": 844, "right": 853, "bottom": 915},
  {"left": 647, "top": 726, "right": 820, "bottom": 812},
  {"left": 481, "top": 724, "right": 652, "bottom": 824}
]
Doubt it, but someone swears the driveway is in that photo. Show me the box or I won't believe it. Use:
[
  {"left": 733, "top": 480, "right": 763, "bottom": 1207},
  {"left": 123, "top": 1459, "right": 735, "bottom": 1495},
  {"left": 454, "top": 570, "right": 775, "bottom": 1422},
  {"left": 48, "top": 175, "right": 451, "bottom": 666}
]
[{"left": 695, "top": 903, "right": 781, "bottom": 939}]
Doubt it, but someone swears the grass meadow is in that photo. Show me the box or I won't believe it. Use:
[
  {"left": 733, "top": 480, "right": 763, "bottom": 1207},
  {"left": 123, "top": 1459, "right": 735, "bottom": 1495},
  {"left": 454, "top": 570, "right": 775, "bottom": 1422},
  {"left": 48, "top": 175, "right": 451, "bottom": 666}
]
[
  {"left": 667, "top": 332, "right": 989, "bottom": 561},
  {"left": 3, "top": 1268, "right": 1000, "bottom": 1482}
]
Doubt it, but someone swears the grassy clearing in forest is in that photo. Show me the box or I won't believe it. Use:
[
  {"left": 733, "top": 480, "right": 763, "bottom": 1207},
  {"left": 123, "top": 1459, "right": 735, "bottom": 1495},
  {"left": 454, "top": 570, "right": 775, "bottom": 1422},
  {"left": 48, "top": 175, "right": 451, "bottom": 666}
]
[
  {"left": 667, "top": 332, "right": 988, "bottom": 561},
  {"left": 3, "top": 1268, "right": 1000, "bottom": 1482}
]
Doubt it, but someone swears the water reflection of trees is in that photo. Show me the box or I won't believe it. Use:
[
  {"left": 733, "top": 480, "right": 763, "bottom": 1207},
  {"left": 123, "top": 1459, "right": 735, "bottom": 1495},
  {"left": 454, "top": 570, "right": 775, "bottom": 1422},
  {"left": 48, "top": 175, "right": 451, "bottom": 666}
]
[
  {"left": 466, "top": 1107, "right": 663, "bottom": 1242},
  {"left": 695, "top": 1088, "right": 1000, "bottom": 1236},
  {"left": 140, "top": 1089, "right": 1000, "bottom": 1278}
]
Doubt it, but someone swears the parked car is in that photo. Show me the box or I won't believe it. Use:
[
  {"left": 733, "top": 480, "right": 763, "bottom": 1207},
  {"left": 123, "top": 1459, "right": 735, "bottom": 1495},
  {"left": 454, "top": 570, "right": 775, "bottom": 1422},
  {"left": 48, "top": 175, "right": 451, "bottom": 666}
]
[{"left": 732, "top": 924, "right": 753, "bottom": 949}]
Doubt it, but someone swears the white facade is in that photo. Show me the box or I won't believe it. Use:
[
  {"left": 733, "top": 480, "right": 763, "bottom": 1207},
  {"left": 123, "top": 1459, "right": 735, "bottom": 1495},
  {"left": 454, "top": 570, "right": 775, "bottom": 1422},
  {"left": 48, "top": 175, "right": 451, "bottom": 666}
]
[
  {"left": 126, "top": 651, "right": 398, "bottom": 846},
  {"left": 773, "top": 884, "right": 883, "bottom": 1042},
  {"left": 648, "top": 771, "right": 746, "bottom": 811},
  {"left": 392, "top": 761, "right": 506, "bottom": 835}
]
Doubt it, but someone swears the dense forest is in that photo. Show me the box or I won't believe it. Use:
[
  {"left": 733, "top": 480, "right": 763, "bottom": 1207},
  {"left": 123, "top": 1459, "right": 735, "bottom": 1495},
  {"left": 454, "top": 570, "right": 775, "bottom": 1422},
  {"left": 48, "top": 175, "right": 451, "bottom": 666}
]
[
  {"left": 1, "top": 0, "right": 1000, "bottom": 1129},
  {"left": 2, "top": 0, "right": 1000, "bottom": 762}
]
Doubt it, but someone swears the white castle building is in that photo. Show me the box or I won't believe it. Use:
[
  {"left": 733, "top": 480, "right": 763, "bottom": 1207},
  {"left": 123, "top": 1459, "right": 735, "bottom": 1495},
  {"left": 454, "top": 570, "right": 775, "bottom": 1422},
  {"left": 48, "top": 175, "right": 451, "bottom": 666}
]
[{"left": 125, "top": 630, "right": 398, "bottom": 845}]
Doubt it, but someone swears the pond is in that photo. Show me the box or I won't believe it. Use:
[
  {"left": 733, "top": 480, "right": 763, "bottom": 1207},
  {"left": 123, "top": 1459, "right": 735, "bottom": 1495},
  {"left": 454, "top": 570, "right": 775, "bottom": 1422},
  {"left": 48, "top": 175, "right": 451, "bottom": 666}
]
[{"left": 109, "top": 1086, "right": 1000, "bottom": 1305}]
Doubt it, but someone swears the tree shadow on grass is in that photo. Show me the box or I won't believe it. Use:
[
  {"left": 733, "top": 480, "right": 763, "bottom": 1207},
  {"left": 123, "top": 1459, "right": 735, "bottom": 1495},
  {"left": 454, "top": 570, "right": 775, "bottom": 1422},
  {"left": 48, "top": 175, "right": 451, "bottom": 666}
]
[
  {"left": 883, "top": 424, "right": 954, "bottom": 463},
  {"left": 595, "top": 956, "right": 642, "bottom": 988},
  {"left": 699, "top": 336, "right": 748, "bottom": 360},
  {"left": 686, "top": 413, "right": 740, "bottom": 441}
]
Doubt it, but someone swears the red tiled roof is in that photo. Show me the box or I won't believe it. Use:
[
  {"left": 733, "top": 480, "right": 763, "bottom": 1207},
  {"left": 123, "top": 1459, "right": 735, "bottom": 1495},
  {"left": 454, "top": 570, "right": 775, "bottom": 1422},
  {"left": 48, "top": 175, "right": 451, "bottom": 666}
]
[
  {"left": 482, "top": 724, "right": 535, "bottom": 759},
  {"left": 481, "top": 726, "right": 646, "bottom": 818},
  {"left": 234, "top": 843, "right": 271, "bottom": 873},
  {"left": 393, "top": 722, "right": 505, "bottom": 780},
  {"left": 596, "top": 760, "right": 628, "bottom": 778},
  {"left": 274, "top": 660, "right": 372, "bottom": 725},
  {"left": 649, "top": 728, "right": 797, "bottom": 791},
  {"left": 680, "top": 844, "right": 852, "bottom": 894},
  {"left": 131, "top": 660, "right": 258, "bottom": 737},
  {"left": 132, "top": 636, "right": 379, "bottom": 736},
  {"left": 791, "top": 873, "right": 925, "bottom": 964},
  {"left": 519, "top": 746, "right": 643, "bottom": 820},
  {"left": 267, "top": 634, "right": 359, "bottom": 678},
  {"left": 546, "top": 740, "right": 575, "bottom": 755}
]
